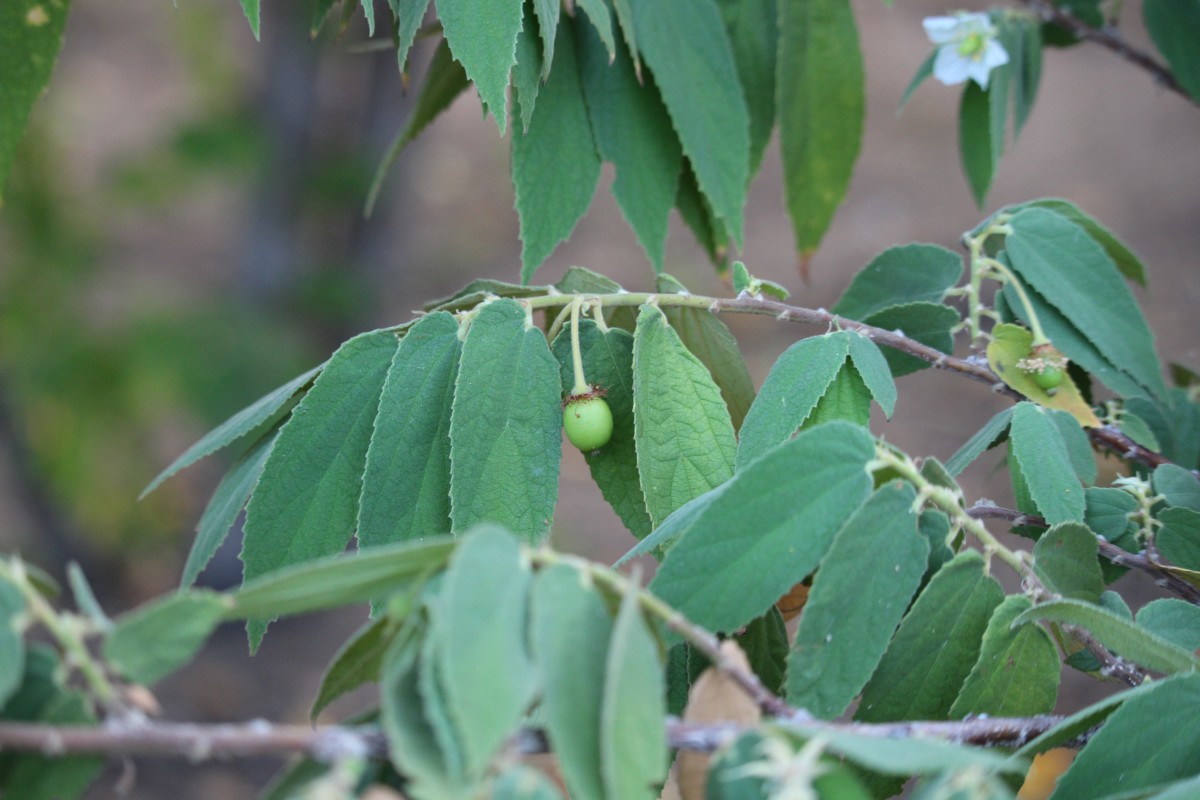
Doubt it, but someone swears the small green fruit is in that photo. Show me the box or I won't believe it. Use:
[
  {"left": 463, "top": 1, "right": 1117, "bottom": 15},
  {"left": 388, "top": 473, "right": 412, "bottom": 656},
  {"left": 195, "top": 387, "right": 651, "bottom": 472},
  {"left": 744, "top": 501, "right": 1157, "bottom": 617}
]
[
  {"left": 1034, "top": 366, "right": 1064, "bottom": 392},
  {"left": 563, "top": 395, "right": 613, "bottom": 451}
]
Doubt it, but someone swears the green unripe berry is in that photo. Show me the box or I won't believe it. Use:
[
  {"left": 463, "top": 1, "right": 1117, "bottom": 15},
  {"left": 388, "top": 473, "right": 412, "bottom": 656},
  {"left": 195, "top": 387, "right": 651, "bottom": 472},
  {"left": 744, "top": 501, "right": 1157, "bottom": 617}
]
[
  {"left": 1034, "top": 366, "right": 1064, "bottom": 392},
  {"left": 563, "top": 395, "right": 613, "bottom": 451}
]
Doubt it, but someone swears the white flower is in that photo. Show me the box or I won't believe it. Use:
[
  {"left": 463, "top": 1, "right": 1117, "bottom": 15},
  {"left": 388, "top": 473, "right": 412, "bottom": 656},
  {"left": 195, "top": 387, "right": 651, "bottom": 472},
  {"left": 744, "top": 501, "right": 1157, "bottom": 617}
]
[{"left": 923, "top": 12, "right": 1010, "bottom": 90}]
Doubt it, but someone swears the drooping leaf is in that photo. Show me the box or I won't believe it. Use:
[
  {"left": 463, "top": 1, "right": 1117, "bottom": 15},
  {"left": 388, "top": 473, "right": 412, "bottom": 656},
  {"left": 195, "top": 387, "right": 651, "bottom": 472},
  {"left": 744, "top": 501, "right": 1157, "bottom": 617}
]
[
  {"left": 512, "top": 4, "right": 543, "bottom": 135},
  {"left": 631, "top": 0, "right": 750, "bottom": 244},
  {"left": 513, "top": 20, "right": 601, "bottom": 282},
  {"left": 717, "top": 0, "right": 777, "bottom": 173},
  {"left": 787, "top": 482, "right": 929, "bottom": 719},
  {"left": 945, "top": 407, "right": 1014, "bottom": 477},
  {"left": 311, "top": 615, "right": 395, "bottom": 722},
  {"left": 737, "top": 607, "right": 789, "bottom": 696},
  {"left": 857, "top": 551, "right": 1004, "bottom": 723},
  {"left": 437, "top": 0, "right": 522, "bottom": 134},
  {"left": 650, "top": 421, "right": 875, "bottom": 634},
  {"left": 1009, "top": 402, "right": 1086, "bottom": 524},
  {"left": 578, "top": 17, "right": 681, "bottom": 271},
  {"left": 531, "top": 564, "right": 612, "bottom": 800},
  {"left": 531, "top": 0, "right": 559, "bottom": 80},
  {"left": 552, "top": 321, "right": 652, "bottom": 539},
  {"left": 449, "top": 300, "right": 562, "bottom": 542},
  {"left": 777, "top": 0, "right": 864, "bottom": 264},
  {"left": 833, "top": 244, "right": 963, "bottom": 322},
  {"left": 949, "top": 595, "right": 1059, "bottom": 718},
  {"left": 358, "top": 312, "right": 461, "bottom": 548},
  {"left": 1048, "top": 406, "right": 1097, "bottom": 485},
  {"left": 959, "top": 80, "right": 995, "bottom": 207},
  {"left": 1136, "top": 599, "right": 1200, "bottom": 652},
  {"left": 632, "top": 303, "right": 736, "bottom": 528},
  {"left": 1014, "top": 599, "right": 1200, "bottom": 675},
  {"left": 1144, "top": 0, "right": 1200, "bottom": 102},
  {"left": 1032, "top": 522, "right": 1103, "bottom": 602},
  {"left": 103, "top": 592, "right": 229, "bottom": 685},
  {"left": 1127, "top": 390, "right": 1200, "bottom": 470},
  {"left": 392, "top": 0, "right": 433, "bottom": 70},
  {"left": 0, "top": 0, "right": 72, "bottom": 202},
  {"left": 674, "top": 159, "right": 730, "bottom": 267},
  {"left": 418, "top": 614, "right": 468, "bottom": 780},
  {"left": 987, "top": 323, "right": 1101, "bottom": 427}
]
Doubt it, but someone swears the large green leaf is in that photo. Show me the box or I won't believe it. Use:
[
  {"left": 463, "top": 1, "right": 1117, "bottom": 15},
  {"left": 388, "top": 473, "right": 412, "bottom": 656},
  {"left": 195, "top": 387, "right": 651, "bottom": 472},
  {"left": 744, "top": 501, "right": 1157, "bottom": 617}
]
[
  {"left": 103, "top": 592, "right": 229, "bottom": 685},
  {"left": 1015, "top": 198, "right": 1147, "bottom": 287},
  {"left": 1032, "top": 522, "right": 1103, "bottom": 602},
  {"left": 512, "top": 20, "right": 601, "bottom": 282},
  {"left": 1050, "top": 674, "right": 1200, "bottom": 799},
  {"left": 631, "top": 0, "right": 749, "bottom": 243},
  {"left": 358, "top": 312, "right": 461, "bottom": 548},
  {"left": 601, "top": 575, "right": 667, "bottom": 800},
  {"left": 718, "top": 0, "right": 777, "bottom": 174},
  {"left": 1144, "top": 0, "right": 1200, "bottom": 102},
  {"left": 777, "top": 0, "right": 864, "bottom": 261},
  {"left": 531, "top": 564, "right": 611, "bottom": 800},
  {"left": 449, "top": 300, "right": 562, "bottom": 542},
  {"left": 857, "top": 551, "right": 1004, "bottom": 723},
  {"left": 552, "top": 321, "right": 652, "bottom": 539},
  {"left": 632, "top": 303, "right": 736, "bottom": 528},
  {"left": 650, "top": 421, "right": 875, "bottom": 634},
  {"left": 436, "top": 0, "right": 521, "bottom": 134},
  {"left": 832, "top": 244, "right": 963, "bottom": 322},
  {"left": 949, "top": 595, "right": 1059, "bottom": 718},
  {"left": 1004, "top": 207, "right": 1166, "bottom": 398},
  {"left": 0, "top": 0, "right": 71, "bottom": 202},
  {"left": 578, "top": 17, "right": 681, "bottom": 271},
  {"left": 787, "top": 482, "right": 929, "bottom": 718},
  {"left": 1008, "top": 402, "right": 1086, "bottom": 524}
]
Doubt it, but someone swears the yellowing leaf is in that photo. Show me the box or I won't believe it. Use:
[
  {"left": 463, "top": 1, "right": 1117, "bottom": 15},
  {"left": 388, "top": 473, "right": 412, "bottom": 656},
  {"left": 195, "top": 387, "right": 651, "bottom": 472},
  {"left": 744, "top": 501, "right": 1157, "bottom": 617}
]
[{"left": 987, "top": 323, "right": 1100, "bottom": 427}]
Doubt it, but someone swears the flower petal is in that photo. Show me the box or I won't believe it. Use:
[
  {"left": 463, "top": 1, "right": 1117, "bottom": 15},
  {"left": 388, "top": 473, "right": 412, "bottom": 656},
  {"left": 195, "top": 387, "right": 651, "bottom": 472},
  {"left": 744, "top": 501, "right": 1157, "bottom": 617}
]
[
  {"left": 923, "top": 16, "right": 961, "bottom": 45},
  {"left": 982, "top": 40, "right": 1010, "bottom": 70},
  {"left": 932, "top": 46, "right": 972, "bottom": 86}
]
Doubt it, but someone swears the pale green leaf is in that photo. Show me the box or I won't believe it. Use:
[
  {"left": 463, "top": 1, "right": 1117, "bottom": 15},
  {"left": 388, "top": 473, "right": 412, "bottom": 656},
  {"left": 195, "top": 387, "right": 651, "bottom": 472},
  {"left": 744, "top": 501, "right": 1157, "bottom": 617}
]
[
  {"left": 104, "top": 592, "right": 229, "bottom": 685},
  {"left": 801, "top": 727, "right": 1021, "bottom": 776},
  {"left": 802, "top": 358, "right": 871, "bottom": 429},
  {"left": 449, "top": 300, "right": 562, "bottom": 542},
  {"left": 493, "top": 765, "right": 567, "bottom": 800},
  {"left": 437, "top": 0, "right": 522, "bottom": 134},
  {"left": 1032, "top": 522, "right": 1103, "bottom": 602},
  {"left": 833, "top": 244, "right": 963, "bottom": 322},
  {"left": 1136, "top": 599, "right": 1200, "bottom": 652},
  {"left": 986, "top": 321, "right": 1102, "bottom": 427},
  {"left": 1009, "top": 402, "right": 1086, "bottom": 524}
]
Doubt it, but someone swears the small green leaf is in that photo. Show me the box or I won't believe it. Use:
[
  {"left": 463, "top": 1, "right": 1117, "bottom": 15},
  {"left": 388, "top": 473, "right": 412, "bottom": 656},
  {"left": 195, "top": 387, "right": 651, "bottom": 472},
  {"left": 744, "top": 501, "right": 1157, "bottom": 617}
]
[
  {"left": 833, "top": 244, "right": 963, "bottom": 322},
  {"left": 632, "top": 303, "right": 736, "bottom": 528},
  {"left": 601, "top": 575, "right": 667, "bottom": 800},
  {"left": 847, "top": 333, "right": 897, "bottom": 418},
  {"left": 1050, "top": 674, "right": 1200, "bottom": 799},
  {"left": 803, "top": 358, "right": 871, "bottom": 429},
  {"left": 450, "top": 300, "right": 562, "bottom": 542},
  {"left": 777, "top": 0, "right": 864, "bottom": 261},
  {"left": 424, "top": 278, "right": 550, "bottom": 315},
  {"left": 311, "top": 615, "right": 395, "bottom": 722},
  {"left": 437, "top": 0, "right": 522, "bottom": 134},
  {"left": 513, "top": 20, "right": 601, "bottom": 282},
  {"left": 531, "top": 564, "right": 611, "bottom": 800},
  {"left": 392, "top": 0, "right": 433, "bottom": 70},
  {"left": 1032, "top": 522, "right": 1103, "bottom": 602},
  {"left": 650, "top": 421, "right": 875, "bottom": 634},
  {"left": 859, "top": 301, "right": 959, "bottom": 377},
  {"left": 0, "top": 580, "right": 25, "bottom": 708},
  {"left": 1014, "top": 599, "right": 1200, "bottom": 675},
  {"left": 717, "top": 0, "right": 778, "bottom": 173},
  {"left": 1144, "top": 0, "right": 1200, "bottom": 102},
  {"left": 1155, "top": 464, "right": 1200, "bottom": 511},
  {"left": 104, "top": 592, "right": 229, "bottom": 685},
  {"left": 239, "top": 0, "right": 260, "bottom": 39},
  {"left": 787, "top": 482, "right": 930, "bottom": 718},
  {"left": 1009, "top": 403, "right": 1086, "bottom": 524},
  {"left": 1137, "top": 599, "right": 1200, "bottom": 652},
  {"left": 959, "top": 80, "right": 995, "bottom": 207},
  {"left": 946, "top": 407, "right": 1014, "bottom": 476},
  {"left": 950, "top": 595, "right": 1059, "bottom": 718},
  {"left": 857, "top": 551, "right": 1004, "bottom": 723},
  {"left": 1158, "top": 507, "right": 1200, "bottom": 571},
  {"left": 358, "top": 312, "right": 461, "bottom": 548},
  {"left": 632, "top": 0, "right": 750, "bottom": 244}
]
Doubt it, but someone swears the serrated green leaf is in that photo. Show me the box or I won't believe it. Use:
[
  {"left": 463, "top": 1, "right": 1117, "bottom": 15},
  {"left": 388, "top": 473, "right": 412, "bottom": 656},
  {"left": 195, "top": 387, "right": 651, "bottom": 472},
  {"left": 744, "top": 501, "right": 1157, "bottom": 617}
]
[
  {"left": 650, "top": 422, "right": 875, "bottom": 634},
  {"left": 717, "top": 0, "right": 777, "bottom": 174},
  {"left": 613, "top": 482, "right": 728, "bottom": 567},
  {"left": 392, "top": 0, "right": 432, "bottom": 70},
  {"left": 241, "top": 331, "right": 398, "bottom": 637},
  {"left": 432, "top": 526, "right": 535, "bottom": 777},
  {"left": 310, "top": 615, "right": 395, "bottom": 722},
  {"left": 182, "top": 427, "right": 278, "bottom": 588},
  {"left": 1119, "top": 409, "right": 1161, "bottom": 451},
  {"left": 142, "top": 364, "right": 319, "bottom": 498},
  {"left": 735, "top": 332, "right": 851, "bottom": 470},
  {"left": 950, "top": 595, "right": 1059, "bottom": 718},
  {"left": 1005, "top": 207, "right": 1166, "bottom": 398},
  {"left": 1137, "top": 599, "right": 1200, "bottom": 652},
  {"left": 777, "top": 0, "right": 864, "bottom": 261},
  {"left": 0, "top": 580, "right": 25, "bottom": 708},
  {"left": 857, "top": 551, "right": 1004, "bottom": 723},
  {"left": 632, "top": 303, "right": 736, "bottom": 528},
  {"left": 513, "top": 21, "right": 601, "bottom": 282},
  {"left": 847, "top": 333, "right": 897, "bottom": 418},
  {"left": 946, "top": 407, "right": 1014, "bottom": 476},
  {"left": 437, "top": 0, "right": 521, "bottom": 134},
  {"left": 632, "top": 0, "right": 749, "bottom": 244},
  {"left": 575, "top": 0, "right": 613, "bottom": 61},
  {"left": 833, "top": 244, "right": 963, "bottom": 321},
  {"left": 450, "top": 300, "right": 562, "bottom": 542},
  {"left": 1018, "top": 198, "right": 1147, "bottom": 287},
  {"left": 803, "top": 358, "right": 871, "bottom": 429},
  {"left": 0, "top": 0, "right": 72, "bottom": 202},
  {"left": 601, "top": 574, "right": 667, "bottom": 800},
  {"left": 552, "top": 321, "right": 652, "bottom": 539},
  {"left": 1033, "top": 522, "right": 1103, "bottom": 602},
  {"left": 512, "top": 5, "right": 543, "bottom": 135},
  {"left": 1158, "top": 507, "right": 1200, "bottom": 571},
  {"left": 578, "top": 18, "right": 681, "bottom": 271},
  {"left": 531, "top": 564, "right": 611, "bottom": 800},
  {"left": 787, "top": 482, "right": 929, "bottom": 718},
  {"left": 1050, "top": 673, "right": 1200, "bottom": 799},
  {"left": 1155, "top": 464, "right": 1200, "bottom": 511},
  {"left": 359, "top": 0, "right": 375, "bottom": 35},
  {"left": 358, "top": 312, "right": 461, "bottom": 548},
  {"left": 988, "top": 322, "right": 1100, "bottom": 427},
  {"left": 531, "top": 0, "right": 559, "bottom": 80},
  {"left": 1014, "top": 599, "right": 1200, "bottom": 675},
  {"left": 959, "top": 80, "right": 994, "bottom": 207},
  {"left": 609, "top": 0, "right": 638, "bottom": 74},
  {"left": 1009, "top": 402, "right": 1086, "bottom": 524},
  {"left": 860, "top": 301, "right": 959, "bottom": 377},
  {"left": 1144, "top": 0, "right": 1200, "bottom": 102},
  {"left": 104, "top": 591, "right": 229, "bottom": 685}
]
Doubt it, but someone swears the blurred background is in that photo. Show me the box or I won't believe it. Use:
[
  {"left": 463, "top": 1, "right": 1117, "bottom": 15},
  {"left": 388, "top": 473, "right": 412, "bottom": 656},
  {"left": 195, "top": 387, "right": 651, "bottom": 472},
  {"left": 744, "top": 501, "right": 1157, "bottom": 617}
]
[{"left": 0, "top": 0, "right": 1196, "bottom": 796}]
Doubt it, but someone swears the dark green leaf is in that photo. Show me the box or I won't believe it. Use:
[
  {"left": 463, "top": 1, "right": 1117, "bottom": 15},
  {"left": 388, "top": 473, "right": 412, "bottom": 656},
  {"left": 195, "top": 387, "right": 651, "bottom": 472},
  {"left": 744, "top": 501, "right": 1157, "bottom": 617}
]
[
  {"left": 857, "top": 551, "right": 1004, "bottom": 723},
  {"left": 513, "top": 21, "right": 601, "bottom": 282},
  {"left": 1118, "top": 409, "right": 1161, "bottom": 452},
  {"left": 437, "top": 0, "right": 521, "bottom": 134},
  {"left": 1009, "top": 402, "right": 1086, "bottom": 524},
  {"left": 104, "top": 591, "right": 229, "bottom": 685},
  {"left": 0, "top": 580, "right": 25, "bottom": 708},
  {"left": 1032, "top": 522, "right": 1103, "bottom": 602},
  {"left": 358, "top": 312, "right": 461, "bottom": 548},
  {"left": 959, "top": 80, "right": 994, "bottom": 207},
  {"left": 1015, "top": 680, "right": 1151, "bottom": 760},
  {"left": 706, "top": 731, "right": 771, "bottom": 799},
  {"left": 946, "top": 407, "right": 1014, "bottom": 477},
  {"left": 1137, "top": 599, "right": 1200, "bottom": 652},
  {"left": 1012, "top": 17, "right": 1042, "bottom": 137},
  {"left": 1018, "top": 198, "right": 1147, "bottom": 287},
  {"left": 650, "top": 421, "right": 875, "bottom": 634},
  {"left": 574, "top": 0, "right": 613, "bottom": 61},
  {"left": 674, "top": 159, "right": 730, "bottom": 266},
  {"left": 737, "top": 607, "right": 788, "bottom": 696},
  {"left": 450, "top": 300, "right": 562, "bottom": 542},
  {"left": 787, "top": 482, "right": 930, "bottom": 718},
  {"left": 1127, "top": 390, "right": 1200, "bottom": 470},
  {"left": 310, "top": 615, "right": 395, "bottom": 722},
  {"left": 531, "top": 0, "right": 560, "bottom": 80},
  {"left": 717, "top": 0, "right": 777, "bottom": 173},
  {"left": 1155, "top": 464, "right": 1200, "bottom": 511},
  {"left": 1144, "top": 0, "right": 1200, "bottom": 102},
  {"left": 1158, "top": 507, "right": 1200, "bottom": 571},
  {"left": 632, "top": 0, "right": 749, "bottom": 243},
  {"left": 860, "top": 301, "right": 959, "bottom": 377},
  {"left": 632, "top": 303, "right": 736, "bottom": 528},
  {"left": 833, "top": 244, "right": 963, "bottom": 322},
  {"left": 950, "top": 595, "right": 1059, "bottom": 718}
]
